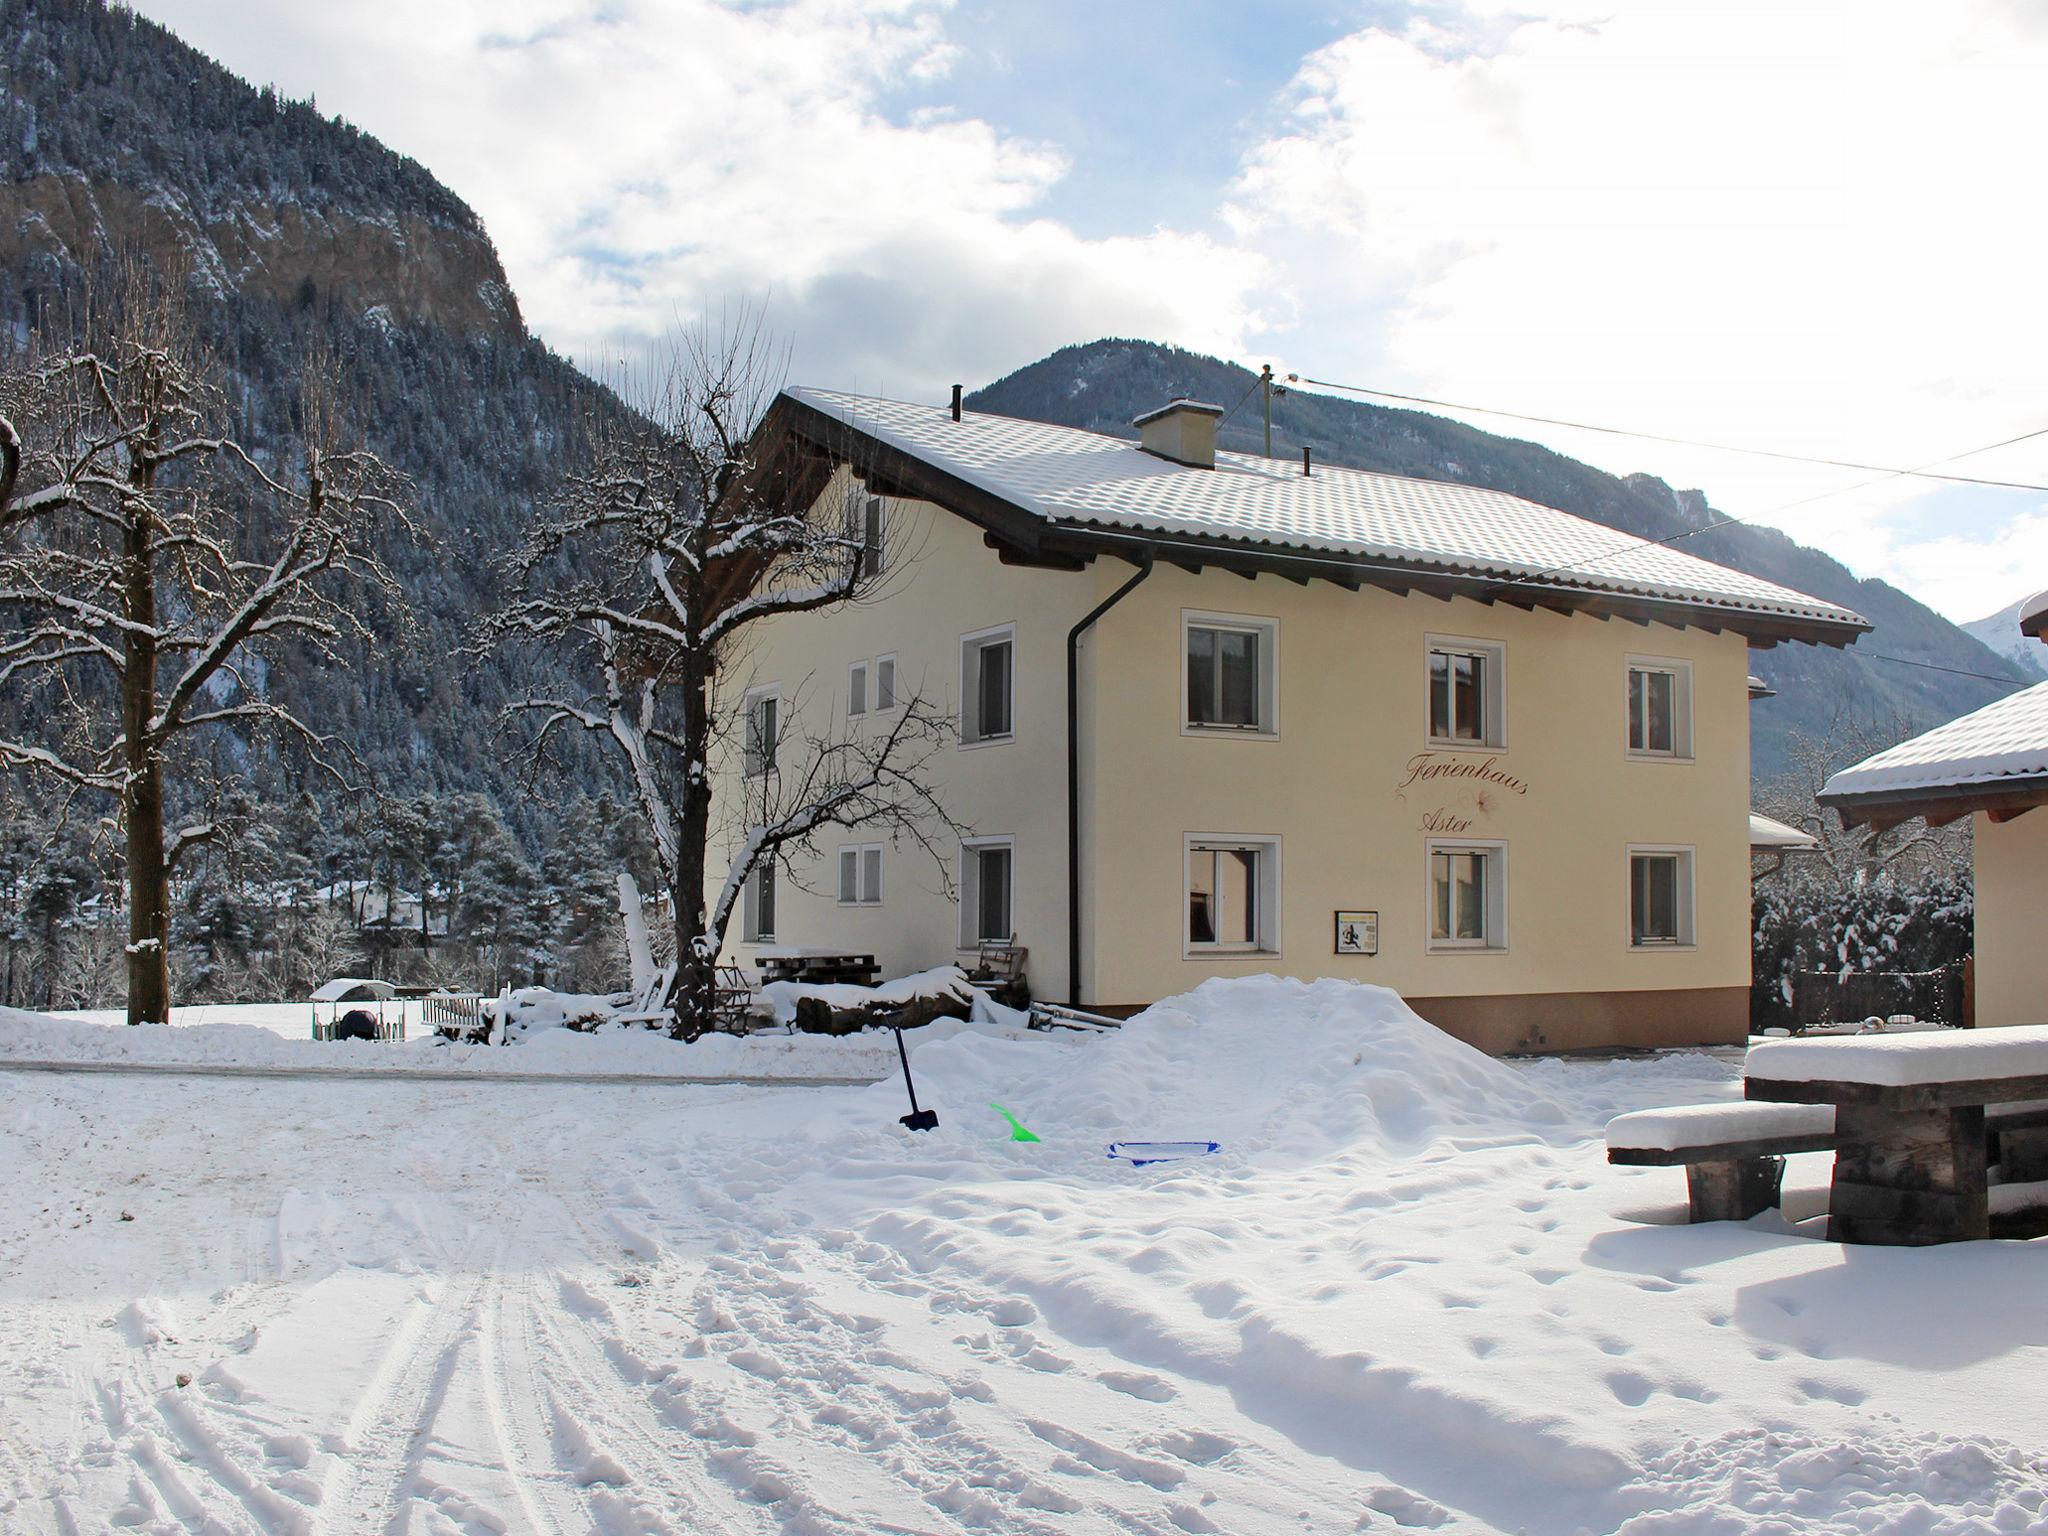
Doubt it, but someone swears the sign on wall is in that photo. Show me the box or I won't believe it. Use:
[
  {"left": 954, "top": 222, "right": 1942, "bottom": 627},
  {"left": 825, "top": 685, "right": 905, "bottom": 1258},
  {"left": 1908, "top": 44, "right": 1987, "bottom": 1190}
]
[{"left": 1335, "top": 911, "right": 1378, "bottom": 956}]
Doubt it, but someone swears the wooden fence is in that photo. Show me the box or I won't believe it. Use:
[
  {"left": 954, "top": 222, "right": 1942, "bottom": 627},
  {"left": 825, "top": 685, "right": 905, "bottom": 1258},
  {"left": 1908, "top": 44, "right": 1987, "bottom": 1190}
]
[{"left": 1788, "top": 965, "right": 1967, "bottom": 1030}]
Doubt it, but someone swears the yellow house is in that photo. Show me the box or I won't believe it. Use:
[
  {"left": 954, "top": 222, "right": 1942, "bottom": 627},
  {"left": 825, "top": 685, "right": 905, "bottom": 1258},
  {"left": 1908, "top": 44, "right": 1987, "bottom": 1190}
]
[
  {"left": 715, "top": 389, "right": 1868, "bottom": 1052},
  {"left": 1820, "top": 606, "right": 2048, "bottom": 1031}
]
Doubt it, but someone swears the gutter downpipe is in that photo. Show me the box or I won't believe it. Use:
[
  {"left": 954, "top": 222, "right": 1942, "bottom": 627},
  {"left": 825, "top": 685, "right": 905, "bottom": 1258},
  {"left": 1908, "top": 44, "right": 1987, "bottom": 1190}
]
[{"left": 1067, "top": 553, "right": 1154, "bottom": 1008}]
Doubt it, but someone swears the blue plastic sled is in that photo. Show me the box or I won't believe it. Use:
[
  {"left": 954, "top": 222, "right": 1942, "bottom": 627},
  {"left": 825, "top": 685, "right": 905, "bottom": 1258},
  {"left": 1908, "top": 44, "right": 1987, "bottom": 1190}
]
[{"left": 1106, "top": 1141, "right": 1222, "bottom": 1167}]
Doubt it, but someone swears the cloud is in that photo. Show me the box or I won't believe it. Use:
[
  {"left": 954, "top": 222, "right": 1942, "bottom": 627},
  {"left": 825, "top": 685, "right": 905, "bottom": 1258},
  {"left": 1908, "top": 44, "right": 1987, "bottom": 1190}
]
[
  {"left": 128, "top": 0, "right": 1268, "bottom": 401},
  {"left": 1227, "top": 0, "right": 2048, "bottom": 617}
]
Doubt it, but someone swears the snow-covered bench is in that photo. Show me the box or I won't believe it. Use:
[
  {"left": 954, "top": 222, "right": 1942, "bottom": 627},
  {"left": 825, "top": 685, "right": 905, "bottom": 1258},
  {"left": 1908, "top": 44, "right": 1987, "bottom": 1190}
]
[{"left": 1606, "top": 1102, "right": 1837, "bottom": 1222}]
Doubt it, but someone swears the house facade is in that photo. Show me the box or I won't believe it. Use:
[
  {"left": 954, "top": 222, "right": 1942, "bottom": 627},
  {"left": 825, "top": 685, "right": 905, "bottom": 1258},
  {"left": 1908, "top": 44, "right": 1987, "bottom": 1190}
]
[
  {"left": 713, "top": 389, "right": 1867, "bottom": 1053},
  {"left": 1820, "top": 632, "right": 2048, "bottom": 1031}
]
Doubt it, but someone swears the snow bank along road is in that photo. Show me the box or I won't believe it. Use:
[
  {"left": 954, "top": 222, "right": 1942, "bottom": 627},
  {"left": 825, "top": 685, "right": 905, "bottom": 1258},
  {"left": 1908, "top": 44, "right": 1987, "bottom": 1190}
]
[{"left": 3, "top": 978, "right": 2044, "bottom": 1534}]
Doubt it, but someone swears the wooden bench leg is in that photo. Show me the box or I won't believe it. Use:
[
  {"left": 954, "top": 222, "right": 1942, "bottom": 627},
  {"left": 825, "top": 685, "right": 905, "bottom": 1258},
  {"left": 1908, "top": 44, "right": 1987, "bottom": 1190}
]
[
  {"left": 1999, "top": 1126, "right": 2048, "bottom": 1183},
  {"left": 1829, "top": 1104, "right": 1988, "bottom": 1245},
  {"left": 1686, "top": 1156, "right": 1784, "bottom": 1222}
]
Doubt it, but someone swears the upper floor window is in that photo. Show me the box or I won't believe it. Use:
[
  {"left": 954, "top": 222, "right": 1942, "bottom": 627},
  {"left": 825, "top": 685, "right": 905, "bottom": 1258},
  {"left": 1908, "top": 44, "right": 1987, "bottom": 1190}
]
[
  {"left": 1427, "top": 637, "right": 1506, "bottom": 749},
  {"left": 961, "top": 625, "right": 1014, "bottom": 746},
  {"left": 1184, "top": 612, "right": 1278, "bottom": 734},
  {"left": 876, "top": 654, "right": 897, "bottom": 711},
  {"left": 742, "top": 688, "right": 779, "bottom": 777},
  {"left": 1627, "top": 658, "right": 1694, "bottom": 759},
  {"left": 846, "top": 495, "right": 885, "bottom": 580},
  {"left": 1629, "top": 846, "right": 1696, "bottom": 947},
  {"left": 848, "top": 661, "right": 869, "bottom": 717},
  {"left": 838, "top": 844, "right": 883, "bottom": 905}
]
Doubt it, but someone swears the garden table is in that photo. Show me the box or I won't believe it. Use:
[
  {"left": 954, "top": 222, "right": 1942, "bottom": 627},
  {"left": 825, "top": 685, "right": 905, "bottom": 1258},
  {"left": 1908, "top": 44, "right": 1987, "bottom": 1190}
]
[{"left": 1746, "top": 1024, "right": 2048, "bottom": 1245}]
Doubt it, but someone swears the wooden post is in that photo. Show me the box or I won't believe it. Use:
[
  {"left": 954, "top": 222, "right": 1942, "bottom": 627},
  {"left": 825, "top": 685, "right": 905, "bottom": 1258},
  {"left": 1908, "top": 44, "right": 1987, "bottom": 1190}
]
[
  {"left": 1828, "top": 1102, "right": 1989, "bottom": 1245},
  {"left": 1686, "top": 1157, "right": 1784, "bottom": 1222}
]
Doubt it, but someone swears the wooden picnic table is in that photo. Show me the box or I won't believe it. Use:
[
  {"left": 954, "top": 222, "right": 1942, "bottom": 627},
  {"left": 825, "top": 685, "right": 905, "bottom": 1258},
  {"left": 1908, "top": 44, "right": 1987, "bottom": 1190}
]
[
  {"left": 753, "top": 947, "right": 880, "bottom": 987},
  {"left": 1746, "top": 1024, "right": 2048, "bottom": 1245}
]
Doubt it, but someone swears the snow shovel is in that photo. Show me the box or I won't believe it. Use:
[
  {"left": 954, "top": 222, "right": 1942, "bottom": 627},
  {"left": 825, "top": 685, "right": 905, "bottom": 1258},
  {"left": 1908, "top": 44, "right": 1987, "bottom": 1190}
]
[{"left": 893, "top": 1026, "right": 938, "bottom": 1131}]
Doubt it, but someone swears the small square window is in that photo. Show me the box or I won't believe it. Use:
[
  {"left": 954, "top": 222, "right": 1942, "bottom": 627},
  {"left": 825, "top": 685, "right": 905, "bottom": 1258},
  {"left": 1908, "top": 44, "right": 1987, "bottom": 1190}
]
[
  {"left": 1426, "top": 839, "right": 1508, "bottom": 951},
  {"left": 1184, "top": 835, "right": 1281, "bottom": 954},
  {"left": 743, "top": 690, "right": 779, "bottom": 777},
  {"left": 1629, "top": 847, "right": 1696, "bottom": 947},
  {"left": 1627, "top": 659, "right": 1694, "bottom": 759},
  {"left": 848, "top": 661, "right": 868, "bottom": 717},
  {"left": 961, "top": 627, "right": 1014, "bottom": 746},
  {"left": 961, "top": 839, "right": 1014, "bottom": 946},
  {"left": 1426, "top": 637, "right": 1507, "bottom": 750},
  {"left": 1183, "top": 612, "right": 1278, "bottom": 734}
]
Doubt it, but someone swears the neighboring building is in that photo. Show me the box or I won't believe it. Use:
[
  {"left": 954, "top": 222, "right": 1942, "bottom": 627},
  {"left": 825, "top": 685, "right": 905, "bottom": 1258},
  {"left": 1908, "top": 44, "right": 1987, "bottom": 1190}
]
[
  {"left": 1820, "top": 603, "right": 2048, "bottom": 1030},
  {"left": 714, "top": 389, "right": 1868, "bottom": 1052}
]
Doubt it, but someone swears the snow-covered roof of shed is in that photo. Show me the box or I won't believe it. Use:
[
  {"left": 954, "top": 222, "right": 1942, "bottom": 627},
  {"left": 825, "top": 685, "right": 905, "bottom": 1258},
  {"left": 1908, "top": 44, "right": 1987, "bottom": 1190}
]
[
  {"left": 310, "top": 977, "right": 396, "bottom": 1003},
  {"left": 1821, "top": 680, "right": 2048, "bottom": 801},
  {"left": 782, "top": 387, "right": 1866, "bottom": 633}
]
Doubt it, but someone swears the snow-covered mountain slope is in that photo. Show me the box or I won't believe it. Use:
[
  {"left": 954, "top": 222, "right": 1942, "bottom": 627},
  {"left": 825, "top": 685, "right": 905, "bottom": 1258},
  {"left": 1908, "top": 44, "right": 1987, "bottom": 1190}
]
[{"left": 1962, "top": 596, "right": 2048, "bottom": 680}]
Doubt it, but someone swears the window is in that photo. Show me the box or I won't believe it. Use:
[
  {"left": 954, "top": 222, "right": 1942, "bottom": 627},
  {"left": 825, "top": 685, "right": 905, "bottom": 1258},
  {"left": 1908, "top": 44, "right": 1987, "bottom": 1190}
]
[
  {"left": 1626, "top": 658, "right": 1694, "bottom": 759},
  {"left": 838, "top": 843, "right": 883, "bottom": 906},
  {"left": 876, "top": 654, "right": 897, "bottom": 711},
  {"left": 1427, "top": 637, "right": 1507, "bottom": 749},
  {"left": 743, "top": 859, "right": 776, "bottom": 942},
  {"left": 960, "top": 838, "right": 1014, "bottom": 946},
  {"left": 1426, "top": 839, "right": 1507, "bottom": 951},
  {"left": 1184, "top": 835, "right": 1281, "bottom": 954},
  {"left": 849, "top": 661, "right": 868, "bottom": 717},
  {"left": 1183, "top": 612, "right": 1279, "bottom": 734},
  {"left": 961, "top": 626, "right": 1014, "bottom": 746},
  {"left": 743, "top": 689, "right": 779, "bottom": 777},
  {"left": 1629, "top": 846, "right": 1696, "bottom": 947},
  {"left": 846, "top": 495, "right": 885, "bottom": 580}
]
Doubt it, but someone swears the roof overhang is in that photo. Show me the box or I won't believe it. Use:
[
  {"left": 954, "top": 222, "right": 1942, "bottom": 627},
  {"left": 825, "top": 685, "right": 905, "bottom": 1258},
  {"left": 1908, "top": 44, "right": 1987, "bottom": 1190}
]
[
  {"left": 2021, "top": 589, "right": 2048, "bottom": 642},
  {"left": 772, "top": 393, "right": 1871, "bottom": 650},
  {"left": 1819, "top": 774, "right": 2048, "bottom": 832}
]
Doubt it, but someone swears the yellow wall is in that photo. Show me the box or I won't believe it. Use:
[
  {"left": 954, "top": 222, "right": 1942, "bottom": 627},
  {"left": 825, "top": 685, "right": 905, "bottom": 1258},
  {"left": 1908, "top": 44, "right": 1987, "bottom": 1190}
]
[
  {"left": 713, "top": 480, "right": 1756, "bottom": 1038},
  {"left": 1974, "top": 809, "right": 2048, "bottom": 1028}
]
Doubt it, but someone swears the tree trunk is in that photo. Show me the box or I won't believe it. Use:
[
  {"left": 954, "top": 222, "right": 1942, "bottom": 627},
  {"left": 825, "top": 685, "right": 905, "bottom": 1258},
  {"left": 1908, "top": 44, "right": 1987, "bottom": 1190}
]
[
  {"left": 121, "top": 502, "right": 169, "bottom": 1027},
  {"left": 671, "top": 670, "right": 715, "bottom": 1040}
]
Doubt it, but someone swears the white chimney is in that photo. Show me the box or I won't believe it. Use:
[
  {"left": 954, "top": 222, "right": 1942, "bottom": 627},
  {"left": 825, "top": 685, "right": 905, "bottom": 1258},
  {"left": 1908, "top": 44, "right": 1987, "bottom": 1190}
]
[{"left": 1133, "top": 398, "right": 1223, "bottom": 469}]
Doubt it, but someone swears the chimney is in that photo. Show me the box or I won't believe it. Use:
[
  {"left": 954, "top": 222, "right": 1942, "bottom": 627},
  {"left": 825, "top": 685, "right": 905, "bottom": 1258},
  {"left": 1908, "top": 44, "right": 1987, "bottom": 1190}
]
[
  {"left": 1132, "top": 398, "right": 1223, "bottom": 469},
  {"left": 951, "top": 384, "right": 963, "bottom": 422}
]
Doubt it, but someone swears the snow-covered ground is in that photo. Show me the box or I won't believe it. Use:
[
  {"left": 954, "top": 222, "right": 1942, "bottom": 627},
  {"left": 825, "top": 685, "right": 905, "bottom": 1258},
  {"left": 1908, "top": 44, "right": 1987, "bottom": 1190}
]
[
  {"left": 3, "top": 977, "right": 2043, "bottom": 1534},
  {"left": 54, "top": 1002, "right": 330, "bottom": 1041}
]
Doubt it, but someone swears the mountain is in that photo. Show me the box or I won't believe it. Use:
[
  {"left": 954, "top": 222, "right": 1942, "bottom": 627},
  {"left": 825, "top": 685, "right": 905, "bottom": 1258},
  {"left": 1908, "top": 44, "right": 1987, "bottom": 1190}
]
[
  {"left": 970, "top": 340, "right": 2033, "bottom": 779},
  {"left": 1961, "top": 598, "right": 2047, "bottom": 683},
  {"left": 0, "top": 0, "right": 624, "bottom": 852}
]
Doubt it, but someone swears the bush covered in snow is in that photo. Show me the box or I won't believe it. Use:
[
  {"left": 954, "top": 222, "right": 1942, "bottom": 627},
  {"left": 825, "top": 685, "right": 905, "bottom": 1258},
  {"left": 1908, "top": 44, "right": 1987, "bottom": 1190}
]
[{"left": 1751, "top": 869, "right": 1972, "bottom": 1032}]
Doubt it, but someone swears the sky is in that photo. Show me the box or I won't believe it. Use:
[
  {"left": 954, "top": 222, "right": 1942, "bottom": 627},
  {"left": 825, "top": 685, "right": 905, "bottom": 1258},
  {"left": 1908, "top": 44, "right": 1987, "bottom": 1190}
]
[{"left": 124, "top": 0, "right": 2048, "bottom": 626}]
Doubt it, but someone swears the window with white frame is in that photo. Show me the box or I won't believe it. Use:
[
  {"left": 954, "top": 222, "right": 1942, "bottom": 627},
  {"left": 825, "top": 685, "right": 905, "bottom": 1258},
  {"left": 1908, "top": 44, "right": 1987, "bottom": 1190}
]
[
  {"left": 1185, "top": 835, "right": 1281, "bottom": 954},
  {"left": 1426, "top": 839, "right": 1507, "bottom": 951},
  {"left": 838, "top": 843, "right": 884, "bottom": 906},
  {"left": 960, "top": 838, "right": 1014, "bottom": 946},
  {"left": 742, "top": 689, "right": 779, "bottom": 777},
  {"left": 742, "top": 859, "right": 776, "bottom": 942},
  {"left": 848, "top": 660, "right": 869, "bottom": 717},
  {"left": 1183, "top": 612, "right": 1279, "bottom": 734},
  {"left": 1629, "top": 846, "right": 1696, "bottom": 947},
  {"left": 960, "top": 626, "right": 1015, "bottom": 746},
  {"left": 875, "top": 654, "right": 897, "bottom": 711},
  {"left": 1427, "top": 637, "right": 1507, "bottom": 749},
  {"left": 844, "top": 495, "right": 885, "bottom": 580},
  {"left": 1626, "top": 658, "right": 1693, "bottom": 759}
]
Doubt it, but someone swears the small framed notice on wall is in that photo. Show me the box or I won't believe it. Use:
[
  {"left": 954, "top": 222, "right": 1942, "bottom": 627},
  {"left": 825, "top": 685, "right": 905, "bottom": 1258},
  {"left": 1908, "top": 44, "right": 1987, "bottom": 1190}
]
[{"left": 1334, "top": 910, "right": 1378, "bottom": 956}]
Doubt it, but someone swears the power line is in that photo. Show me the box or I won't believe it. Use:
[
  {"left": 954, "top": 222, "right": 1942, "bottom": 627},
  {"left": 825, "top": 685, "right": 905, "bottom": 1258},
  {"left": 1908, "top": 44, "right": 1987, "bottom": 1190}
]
[
  {"left": 1288, "top": 375, "right": 2048, "bottom": 495},
  {"left": 1852, "top": 650, "right": 2035, "bottom": 689}
]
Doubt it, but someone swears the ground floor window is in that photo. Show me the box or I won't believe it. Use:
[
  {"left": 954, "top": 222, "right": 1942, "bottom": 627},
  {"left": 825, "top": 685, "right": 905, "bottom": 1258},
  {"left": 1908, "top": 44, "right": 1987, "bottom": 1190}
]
[
  {"left": 1185, "top": 835, "right": 1280, "bottom": 954},
  {"left": 960, "top": 838, "right": 1014, "bottom": 946},
  {"left": 838, "top": 844, "right": 883, "bottom": 905},
  {"left": 1426, "top": 839, "right": 1507, "bottom": 951},
  {"left": 743, "top": 859, "right": 776, "bottom": 942},
  {"left": 1629, "top": 846, "right": 1696, "bottom": 947}
]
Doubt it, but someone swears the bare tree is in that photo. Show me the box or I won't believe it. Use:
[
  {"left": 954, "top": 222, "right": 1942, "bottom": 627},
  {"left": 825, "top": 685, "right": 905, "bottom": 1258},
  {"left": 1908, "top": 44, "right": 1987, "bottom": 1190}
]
[
  {"left": 488, "top": 315, "right": 955, "bottom": 1036},
  {"left": 0, "top": 263, "right": 416, "bottom": 1024}
]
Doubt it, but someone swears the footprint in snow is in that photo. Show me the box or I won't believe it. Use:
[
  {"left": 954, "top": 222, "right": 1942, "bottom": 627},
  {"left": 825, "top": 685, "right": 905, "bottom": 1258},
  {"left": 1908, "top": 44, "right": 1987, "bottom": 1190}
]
[
  {"left": 1359, "top": 1483, "right": 1452, "bottom": 1528},
  {"left": 1098, "top": 1369, "right": 1177, "bottom": 1402}
]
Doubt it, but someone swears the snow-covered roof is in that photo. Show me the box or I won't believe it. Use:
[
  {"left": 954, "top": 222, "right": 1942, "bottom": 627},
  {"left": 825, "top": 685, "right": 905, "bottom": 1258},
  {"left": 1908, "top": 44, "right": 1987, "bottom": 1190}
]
[
  {"left": 2022, "top": 588, "right": 2048, "bottom": 640},
  {"left": 1748, "top": 812, "right": 1817, "bottom": 849},
  {"left": 1820, "top": 680, "right": 2048, "bottom": 805},
  {"left": 309, "top": 977, "right": 396, "bottom": 1003},
  {"left": 781, "top": 387, "right": 1867, "bottom": 639}
]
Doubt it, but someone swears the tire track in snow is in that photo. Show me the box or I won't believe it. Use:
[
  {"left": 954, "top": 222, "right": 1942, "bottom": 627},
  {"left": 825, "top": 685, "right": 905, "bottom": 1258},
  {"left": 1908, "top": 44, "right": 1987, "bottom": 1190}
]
[{"left": 475, "top": 1272, "right": 581, "bottom": 1536}]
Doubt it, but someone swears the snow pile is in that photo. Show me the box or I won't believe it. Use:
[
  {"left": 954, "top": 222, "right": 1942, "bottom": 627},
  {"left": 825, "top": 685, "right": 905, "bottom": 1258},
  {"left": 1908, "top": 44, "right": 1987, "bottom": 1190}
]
[
  {"left": 758, "top": 964, "right": 975, "bottom": 1027},
  {"left": 899, "top": 975, "right": 1573, "bottom": 1163}
]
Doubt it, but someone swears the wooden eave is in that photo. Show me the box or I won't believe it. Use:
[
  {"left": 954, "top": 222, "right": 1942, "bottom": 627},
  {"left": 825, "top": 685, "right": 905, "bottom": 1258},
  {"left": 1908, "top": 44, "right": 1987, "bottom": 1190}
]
[
  {"left": 1819, "top": 773, "right": 2048, "bottom": 832},
  {"left": 770, "top": 394, "right": 1871, "bottom": 650}
]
